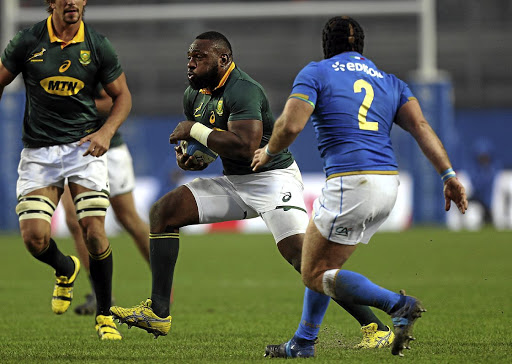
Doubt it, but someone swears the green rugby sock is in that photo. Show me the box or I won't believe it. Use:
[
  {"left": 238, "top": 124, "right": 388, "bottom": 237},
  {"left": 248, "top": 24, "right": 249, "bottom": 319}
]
[
  {"left": 150, "top": 232, "right": 179, "bottom": 318},
  {"left": 89, "top": 245, "right": 113, "bottom": 316},
  {"left": 334, "top": 298, "right": 388, "bottom": 331},
  {"left": 34, "top": 238, "right": 74, "bottom": 277}
]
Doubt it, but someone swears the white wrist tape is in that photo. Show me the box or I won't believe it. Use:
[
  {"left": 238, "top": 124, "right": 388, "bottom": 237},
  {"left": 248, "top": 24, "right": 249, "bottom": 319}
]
[{"left": 190, "top": 123, "right": 213, "bottom": 147}]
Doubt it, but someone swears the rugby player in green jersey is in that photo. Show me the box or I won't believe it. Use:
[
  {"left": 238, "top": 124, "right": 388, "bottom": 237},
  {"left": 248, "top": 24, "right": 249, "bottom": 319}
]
[
  {"left": 0, "top": 0, "right": 131, "bottom": 340},
  {"left": 110, "top": 31, "right": 397, "bottom": 350},
  {"left": 59, "top": 87, "right": 174, "bottom": 315}
]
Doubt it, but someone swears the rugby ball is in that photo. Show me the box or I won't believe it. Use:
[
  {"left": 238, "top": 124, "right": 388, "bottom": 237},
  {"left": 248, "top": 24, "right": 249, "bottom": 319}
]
[{"left": 179, "top": 139, "right": 218, "bottom": 164}]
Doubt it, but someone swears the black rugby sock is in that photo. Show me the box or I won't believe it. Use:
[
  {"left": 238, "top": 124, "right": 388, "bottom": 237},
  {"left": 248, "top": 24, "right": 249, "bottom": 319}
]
[
  {"left": 34, "top": 238, "right": 74, "bottom": 277},
  {"left": 89, "top": 245, "right": 113, "bottom": 316},
  {"left": 333, "top": 298, "right": 388, "bottom": 331},
  {"left": 150, "top": 232, "right": 180, "bottom": 318}
]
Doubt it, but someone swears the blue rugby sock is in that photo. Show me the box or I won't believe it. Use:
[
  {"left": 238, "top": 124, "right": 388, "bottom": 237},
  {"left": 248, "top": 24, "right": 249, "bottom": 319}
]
[
  {"left": 334, "top": 270, "right": 401, "bottom": 314},
  {"left": 294, "top": 288, "right": 330, "bottom": 340}
]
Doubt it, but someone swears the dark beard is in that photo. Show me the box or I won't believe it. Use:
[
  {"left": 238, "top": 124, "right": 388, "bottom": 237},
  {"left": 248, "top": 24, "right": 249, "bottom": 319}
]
[{"left": 188, "top": 67, "right": 219, "bottom": 90}]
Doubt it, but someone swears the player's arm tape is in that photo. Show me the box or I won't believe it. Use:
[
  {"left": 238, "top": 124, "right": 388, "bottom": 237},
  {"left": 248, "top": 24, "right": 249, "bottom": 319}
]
[
  {"left": 190, "top": 122, "right": 213, "bottom": 147},
  {"left": 440, "top": 167, "right": 457, "bottom": 183}
]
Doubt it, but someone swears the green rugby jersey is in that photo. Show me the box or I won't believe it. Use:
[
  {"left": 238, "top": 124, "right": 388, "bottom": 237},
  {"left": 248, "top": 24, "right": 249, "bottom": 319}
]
[
  {"left": 109, "top": 130, "right": 124, "bottom": 149},
  {"left": 1, "top": 16, "right": 123, "bottom": 148},
  {"left": 183, "top": 62, "right": 294, "bottom": 175}
]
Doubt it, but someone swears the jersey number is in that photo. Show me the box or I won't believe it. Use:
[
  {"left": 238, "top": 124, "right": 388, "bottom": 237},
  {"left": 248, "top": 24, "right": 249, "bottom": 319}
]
[{"left": 353, "top": 79, "right": 378, "bottom": 131}]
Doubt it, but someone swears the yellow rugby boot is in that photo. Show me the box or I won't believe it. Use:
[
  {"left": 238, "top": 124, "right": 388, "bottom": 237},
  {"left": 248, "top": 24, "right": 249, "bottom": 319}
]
[
  {"left": 95, "top": 315, "right": 122, "bottom": 340},
  {"left": 52, "top": 256, "right": 80, "bottom": 314},
  {"left": 110, "top": 299, "right": 171, "bottom": 338},
  {"left": 355, "top": 323, "right": 395, "bottom": 349}
]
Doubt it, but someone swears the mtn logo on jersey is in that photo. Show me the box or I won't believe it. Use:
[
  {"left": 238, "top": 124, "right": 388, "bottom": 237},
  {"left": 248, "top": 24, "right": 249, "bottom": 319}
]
[
  {"left": 40, "top": 76, "right": 85, "bottom": 96},
  {"left": 331, "top": 61, "right": 383, "bottom": 78}
]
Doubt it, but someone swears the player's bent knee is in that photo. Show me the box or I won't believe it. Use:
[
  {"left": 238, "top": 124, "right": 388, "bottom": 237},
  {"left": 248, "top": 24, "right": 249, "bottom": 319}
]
[
  {"left": 319, "top": 268, "right": 339, "bottom": 298},
  {"left": 150, "top": 188, "right": 193, "bottom": 230},
  {"left": 299, "top": 265, "right": 328, "bottom": 294},
  {"left": 74, "top": 191, "right": 110, "bottom": 220},
  {"left": 277, "top": 235, "right": 303, "bottom": 273},
  {"left": 16, "top": 195, "right": 56, "bottom": 224}
]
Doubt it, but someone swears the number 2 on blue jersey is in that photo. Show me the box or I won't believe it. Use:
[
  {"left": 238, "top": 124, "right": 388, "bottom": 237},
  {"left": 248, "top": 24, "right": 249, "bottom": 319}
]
[{"left": 353, "top": 79, "right": 378, "bottom": 131}]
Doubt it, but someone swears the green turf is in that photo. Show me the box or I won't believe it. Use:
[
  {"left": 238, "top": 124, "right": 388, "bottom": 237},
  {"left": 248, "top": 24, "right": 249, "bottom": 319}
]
[{"left": 0, "top": 228, "right": 511, "bottom": 363}]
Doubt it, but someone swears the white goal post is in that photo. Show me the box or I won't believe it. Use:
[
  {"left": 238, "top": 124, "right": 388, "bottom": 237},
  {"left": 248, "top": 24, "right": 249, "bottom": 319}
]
[{"left": 2, "top": 0, "right": 438, "bottom": 80}]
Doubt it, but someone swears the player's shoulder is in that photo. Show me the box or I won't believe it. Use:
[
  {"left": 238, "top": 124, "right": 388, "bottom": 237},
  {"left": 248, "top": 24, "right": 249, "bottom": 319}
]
[
  {"left": 229, "top": 67, "right": 264, "bottom": 89},
  {"left": 15, "top": 19, "right": 47, "bottom": 45},
  {"left": 226, "top": 67, "right": 266, "bottom": 97},
  {"left": 83, "top": 23, "right": 111, "bottom": 47},
  {"left": 83, "top": 22, "right": 104, "bottom": 37},
  {"left": 298, "top": 60, "right": 323, "bottom": 77},
  {"left": 183, "top": 86, "right": 200, "bottom": 100}
]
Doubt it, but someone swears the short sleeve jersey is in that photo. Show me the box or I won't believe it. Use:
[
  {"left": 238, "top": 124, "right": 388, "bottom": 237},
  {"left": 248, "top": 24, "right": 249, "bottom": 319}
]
[
  {"left": 183, "top": 63, "right": 294, "bottom": 175},
  {"left": 1, "top": 16, "right": 123, "bottom": 147},
  {"left": 290, "top": 52, "right": 415, "bottom": 178}
]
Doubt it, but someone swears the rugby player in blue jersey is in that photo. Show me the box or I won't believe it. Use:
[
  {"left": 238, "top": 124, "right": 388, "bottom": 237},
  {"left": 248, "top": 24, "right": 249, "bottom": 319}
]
[{"left": 252, "top": 16, "right": 468, "bottom": 358}]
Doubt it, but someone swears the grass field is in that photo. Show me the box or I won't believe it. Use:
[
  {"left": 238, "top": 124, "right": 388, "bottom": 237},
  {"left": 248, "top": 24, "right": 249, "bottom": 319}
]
[{"left": 1, "top": 228, "right": 511, "bottom": 363}]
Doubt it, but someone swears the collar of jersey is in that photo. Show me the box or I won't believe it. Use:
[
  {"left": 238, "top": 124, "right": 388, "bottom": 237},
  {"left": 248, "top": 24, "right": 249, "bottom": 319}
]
[
  {"left": 200, "top": 62, "right": 236, "bottom": 95},
  {"left": 47, "top": 15, "right": 85, "bottom": 49}
]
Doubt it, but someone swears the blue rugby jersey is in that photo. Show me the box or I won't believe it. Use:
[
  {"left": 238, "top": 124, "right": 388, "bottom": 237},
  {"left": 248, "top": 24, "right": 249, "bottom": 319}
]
[{"left": 290, "top": 51, "right": 415, "bottom": 178}]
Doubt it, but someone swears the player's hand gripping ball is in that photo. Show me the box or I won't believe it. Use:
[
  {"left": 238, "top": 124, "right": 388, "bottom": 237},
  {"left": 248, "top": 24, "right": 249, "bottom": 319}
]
[{"left": 180, "top": 139, "right": 218, "bottom": 164}]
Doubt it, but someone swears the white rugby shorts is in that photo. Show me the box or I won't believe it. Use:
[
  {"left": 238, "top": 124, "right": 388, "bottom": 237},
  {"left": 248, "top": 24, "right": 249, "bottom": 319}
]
[
  {"left": 313, "top": 174, "right": 399, "bottom": 245},
  {"left": 107, "top": 144, "right": 135, "bottom": 197},
  {"left": 16, "top": 141, "right": 109, "bottom": 197},
  {"left": 185, "top": 161, "right": 309, "bottom": 243}
]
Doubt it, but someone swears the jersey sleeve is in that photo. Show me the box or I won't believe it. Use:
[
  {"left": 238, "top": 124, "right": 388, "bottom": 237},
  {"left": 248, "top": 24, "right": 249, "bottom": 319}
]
[
  {"left": 289, "top": 62, "right": 321, "bottom": 108},
  {"left": 98, "top": 37, "right": 123, "bottom": 85},
  {"left": 183, "top": 87, "right": 195, "bottom": 121},
  {"left": 1, "top": 30, "right": 28, "bottom": 76},
  {"left": 397, "top": 77, "right": 416, "bottom": 108},
  {"left": 227, "top": 81, "right": 264, "bottom": 122}
]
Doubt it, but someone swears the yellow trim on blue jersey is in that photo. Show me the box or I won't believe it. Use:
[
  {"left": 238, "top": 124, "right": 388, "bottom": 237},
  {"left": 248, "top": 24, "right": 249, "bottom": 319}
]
[
  {"left": 200, "top": 62, "right": 236, "bottom": 95},
  {"left": 290, "top": 93, "right": 309, "bottom": 100},
  {"left": 408, "top": 96, "right": 418, "bottom": 101},
  {"left": 327, "top": 170, "right": 399, "bottom": 180},
  {"left": 47, "top": 15, "right": 85, "bottom": 48},
  {"left": 289, "top": 93, "right": 315, "bottom": 108}
]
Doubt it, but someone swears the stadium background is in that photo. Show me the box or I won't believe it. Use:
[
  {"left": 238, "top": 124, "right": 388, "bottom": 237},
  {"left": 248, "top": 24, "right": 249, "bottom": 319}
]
[{"left": 1, "top": 0, "right": 511, "bottom": 233}]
